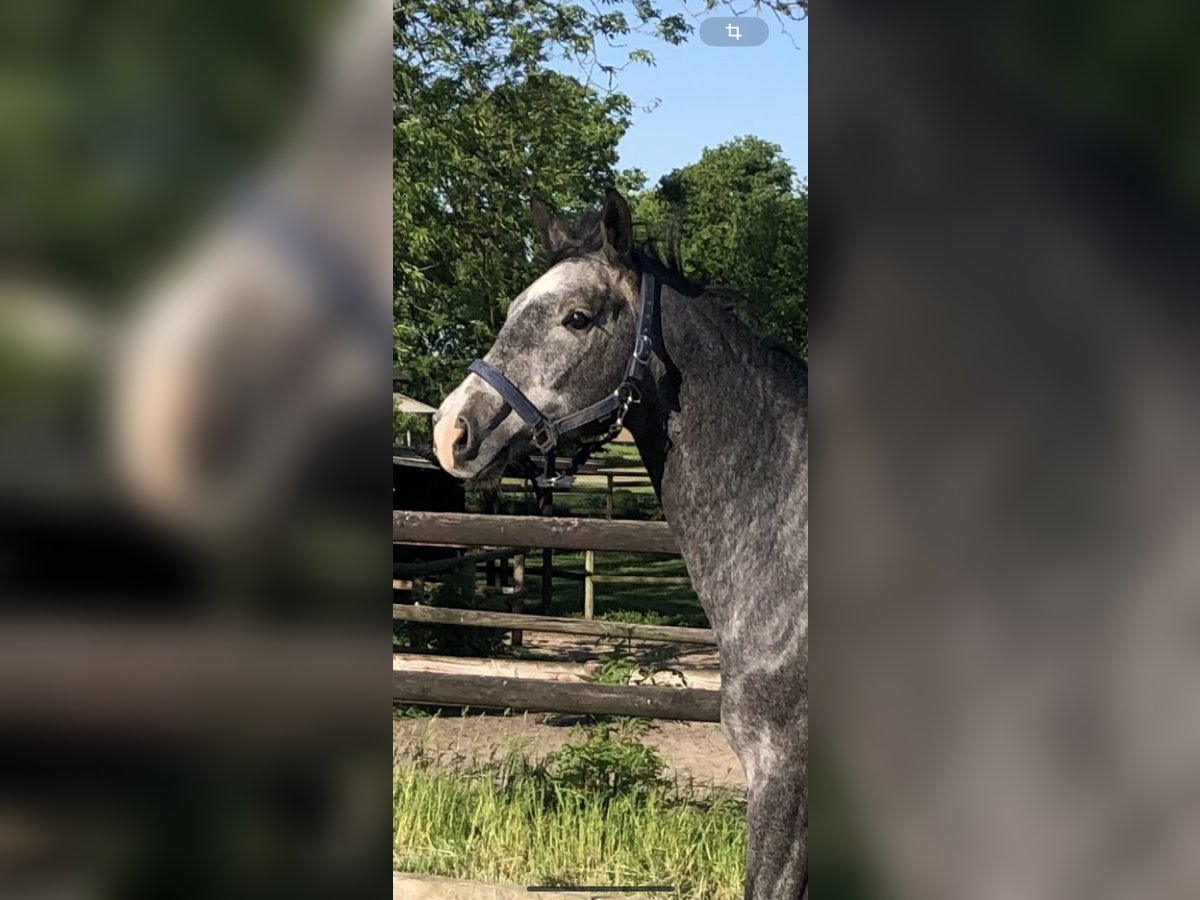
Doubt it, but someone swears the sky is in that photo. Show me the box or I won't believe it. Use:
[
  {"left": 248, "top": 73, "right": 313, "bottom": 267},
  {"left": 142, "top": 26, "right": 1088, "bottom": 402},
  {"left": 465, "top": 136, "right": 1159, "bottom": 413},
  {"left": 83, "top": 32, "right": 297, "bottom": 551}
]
[{"left": 557, "top": 12, "right": 808, "bottom": 187}]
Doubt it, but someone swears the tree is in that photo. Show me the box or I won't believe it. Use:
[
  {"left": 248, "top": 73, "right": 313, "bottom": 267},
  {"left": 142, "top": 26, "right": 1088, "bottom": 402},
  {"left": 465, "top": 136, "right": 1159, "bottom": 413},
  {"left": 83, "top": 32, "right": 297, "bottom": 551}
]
[
  {"left": 394, "top": 67, "right": 636, "bottom": 403},
  {"left": 631, "top": 137, "right": 808, "bottom": 357},
  {"left": 393, "top": 0, "right": 809, "bottom": 406}
]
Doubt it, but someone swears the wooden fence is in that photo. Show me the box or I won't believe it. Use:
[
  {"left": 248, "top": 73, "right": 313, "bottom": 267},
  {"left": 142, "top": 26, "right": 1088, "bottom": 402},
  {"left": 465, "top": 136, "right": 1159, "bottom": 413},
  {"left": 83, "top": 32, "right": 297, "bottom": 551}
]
[
  {"left": 393, "top": 671, "right": 720, "bottom": 722},
  {"left": 393, "top": 510, "right": 685, "bottom": 620},
  {"left": 498, "top": 461, "right": 654, "bottom": 519},
  {"left": 393, "top": 509, "right": 720, "bottom": 722},
  {"left": 393, "top": 510, "right": 678, "bottom": 554},
  {"left": 393, "top": 603, "right": 715, "bottom": 645}
]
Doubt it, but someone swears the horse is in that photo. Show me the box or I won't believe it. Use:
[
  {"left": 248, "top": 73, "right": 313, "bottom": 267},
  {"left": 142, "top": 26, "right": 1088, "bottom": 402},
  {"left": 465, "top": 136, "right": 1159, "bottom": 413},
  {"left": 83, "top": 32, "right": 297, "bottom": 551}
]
[
  {"left": 431, "top": 189, "right": 809, "bottom": 899},
  {"left": 107, "top": 0, "right": 391, "bottom": 540}
]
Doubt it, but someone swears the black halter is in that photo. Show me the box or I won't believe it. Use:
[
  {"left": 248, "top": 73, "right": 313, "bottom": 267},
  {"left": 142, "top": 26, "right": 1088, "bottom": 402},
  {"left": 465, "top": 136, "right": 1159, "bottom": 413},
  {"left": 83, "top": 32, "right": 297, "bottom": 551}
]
[{"left": 467, "top": 251, "right": 659, "bottom": 489}]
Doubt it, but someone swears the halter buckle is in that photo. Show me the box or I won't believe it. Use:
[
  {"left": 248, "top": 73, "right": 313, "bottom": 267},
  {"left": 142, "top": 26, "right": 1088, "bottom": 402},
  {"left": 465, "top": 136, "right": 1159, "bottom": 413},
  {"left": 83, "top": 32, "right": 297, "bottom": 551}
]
[{"left": 530, "top": 422, "right": 556, "bottom": 453}]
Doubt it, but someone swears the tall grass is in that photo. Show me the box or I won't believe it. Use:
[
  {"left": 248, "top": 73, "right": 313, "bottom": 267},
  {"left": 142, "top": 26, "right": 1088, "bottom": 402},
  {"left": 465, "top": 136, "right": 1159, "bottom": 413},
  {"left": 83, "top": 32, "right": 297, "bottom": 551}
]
[{"left": 394, "top": 723, "right": 747, "bottom": 898}]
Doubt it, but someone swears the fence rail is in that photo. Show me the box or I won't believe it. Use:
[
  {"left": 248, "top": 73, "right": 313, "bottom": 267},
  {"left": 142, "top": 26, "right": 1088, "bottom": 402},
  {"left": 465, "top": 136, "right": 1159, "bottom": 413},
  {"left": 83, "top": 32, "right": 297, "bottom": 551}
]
[
  {"left": 393, "top": 511, "right": 678, "bottom": 554},
  {"left": 393, "top": 671, "right": 721, "bottom": 722},
  {"left": 393, "top": 603, "right": 716, "bottom": 645},
  {"left": 393, "top": 546, "right": 522, "bottom": 577},
  {"left": 393, "top": 504, "right": 716, "bottom": 721},
  {"left": 393, "top": 652, "right": 721, "bottom": 690}
]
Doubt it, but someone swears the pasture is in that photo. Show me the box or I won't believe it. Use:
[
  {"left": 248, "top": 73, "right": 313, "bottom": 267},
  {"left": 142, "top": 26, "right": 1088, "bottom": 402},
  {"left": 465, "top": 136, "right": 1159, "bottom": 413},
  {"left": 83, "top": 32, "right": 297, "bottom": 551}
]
[{"left": 393, "top": 443, "right": 752, "bottom": 897}]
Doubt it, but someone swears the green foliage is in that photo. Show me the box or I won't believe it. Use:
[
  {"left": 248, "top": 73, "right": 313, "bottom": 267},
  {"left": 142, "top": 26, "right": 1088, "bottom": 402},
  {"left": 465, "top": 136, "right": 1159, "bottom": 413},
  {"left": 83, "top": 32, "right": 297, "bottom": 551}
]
[
  {"left": 0, "top": 0, "right": 334, "bottom": 295},
  {"left": 397, "top": 566, "right": 508, "bottom": 656},
  {"left": 394, "top": 0, "right": 807, "bottom": 405},
  {"left": 393, "top": 411, "right": 432, "bottom": 448},
  {"left": 599, "top": 608, "right": 670, "bottom": 626},
  {"left": 395, "top": 0, "right": 645, "bottom": 404},
  {"left": 631, "top": 136, "right": 809, "bottom": 357},
  {"left": 610, "top": 487, "right": 660, "bottom": 520},
  {"left": 394, "top": 66, "right": 635, "bottom": 402},
  {"left": 394, "top": 726, "right": 748, "bottom": 896},
  {"left": 396, "top": 0, "right": 803, "bottom": 93},
  {"left": 588, "top": 649, "right": 646, "bottom": 685},
  {"left": 542, "top": 724, "right": 665, "bottom": 800}
]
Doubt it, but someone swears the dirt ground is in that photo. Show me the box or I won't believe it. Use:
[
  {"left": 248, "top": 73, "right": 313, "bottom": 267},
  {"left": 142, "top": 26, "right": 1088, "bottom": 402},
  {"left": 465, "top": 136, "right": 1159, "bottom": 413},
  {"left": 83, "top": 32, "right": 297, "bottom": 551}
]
[
  {"left": 395, "top": 628, "right": 739, "bottom": 788},
  {"left": 394, "top": 713, "right": 744, "bottom": 789},
  {"left": 517, "top": 631, "right": 721, "bottom": 668}
]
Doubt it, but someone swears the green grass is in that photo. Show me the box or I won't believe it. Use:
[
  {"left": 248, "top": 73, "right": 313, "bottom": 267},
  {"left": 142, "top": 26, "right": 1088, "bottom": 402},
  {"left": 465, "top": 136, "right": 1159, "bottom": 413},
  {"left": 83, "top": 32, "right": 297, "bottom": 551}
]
[
  {"left": 395, "top": 548, "right": 707, "bottom": 658},
  {"left": 492, "top": 485, "right": 662, "bottom": 521},
  {"left": 394, "top": 722, "right": 747, "bottom": 898},
  {"left": 527, "top": 550, "right": 708, "bottom": 628},
  {"left": 597, "top": 443, "right": 643, "bottom": 463}
]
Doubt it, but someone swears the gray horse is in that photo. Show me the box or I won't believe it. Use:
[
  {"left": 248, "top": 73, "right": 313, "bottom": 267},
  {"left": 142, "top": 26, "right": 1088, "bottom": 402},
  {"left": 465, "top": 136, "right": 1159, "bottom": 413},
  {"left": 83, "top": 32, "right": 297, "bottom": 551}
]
[{"left": 432, "top": 190, "right": 808, "bottom": 899}]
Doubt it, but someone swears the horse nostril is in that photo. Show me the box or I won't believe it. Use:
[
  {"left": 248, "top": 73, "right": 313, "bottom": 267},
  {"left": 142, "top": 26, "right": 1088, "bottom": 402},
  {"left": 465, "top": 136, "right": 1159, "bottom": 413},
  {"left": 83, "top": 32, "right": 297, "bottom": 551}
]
[{"left": 452, "top": 418, "right": 475, "bottom": 462}]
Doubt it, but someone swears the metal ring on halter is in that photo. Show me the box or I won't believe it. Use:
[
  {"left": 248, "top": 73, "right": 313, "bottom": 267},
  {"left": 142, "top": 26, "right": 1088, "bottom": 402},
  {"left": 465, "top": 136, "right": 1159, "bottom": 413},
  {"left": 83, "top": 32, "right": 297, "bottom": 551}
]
[{"left": 634, "top": 333, "right": 654, "bottom": 364}]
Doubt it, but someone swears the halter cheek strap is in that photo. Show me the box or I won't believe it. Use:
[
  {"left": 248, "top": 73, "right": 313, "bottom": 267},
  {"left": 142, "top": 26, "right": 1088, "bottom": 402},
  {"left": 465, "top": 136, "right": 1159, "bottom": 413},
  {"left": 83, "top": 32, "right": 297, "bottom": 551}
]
[{"left": 467, "top": 252, "right": 659, "bottom": 487}]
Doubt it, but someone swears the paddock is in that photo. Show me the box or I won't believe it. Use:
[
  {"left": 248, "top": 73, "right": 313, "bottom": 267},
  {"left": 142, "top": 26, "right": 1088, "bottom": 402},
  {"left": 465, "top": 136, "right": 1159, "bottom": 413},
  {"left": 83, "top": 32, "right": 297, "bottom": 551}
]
[{"left": 393, "top": 481, "right": 722, "bottom": 724}]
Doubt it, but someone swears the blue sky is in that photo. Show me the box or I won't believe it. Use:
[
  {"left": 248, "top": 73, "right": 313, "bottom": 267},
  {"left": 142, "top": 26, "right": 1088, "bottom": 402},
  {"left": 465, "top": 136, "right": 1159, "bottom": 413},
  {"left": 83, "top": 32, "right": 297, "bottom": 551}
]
[{"left": 557, "top": 13, "right": 807, "bottom": 186}]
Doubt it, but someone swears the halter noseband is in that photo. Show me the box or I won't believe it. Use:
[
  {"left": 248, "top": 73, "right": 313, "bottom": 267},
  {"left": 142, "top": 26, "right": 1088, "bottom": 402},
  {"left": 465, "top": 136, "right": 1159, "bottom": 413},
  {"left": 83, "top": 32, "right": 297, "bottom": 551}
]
[{"left": 466, "top": 251, "right": 659, "bottom": 489}]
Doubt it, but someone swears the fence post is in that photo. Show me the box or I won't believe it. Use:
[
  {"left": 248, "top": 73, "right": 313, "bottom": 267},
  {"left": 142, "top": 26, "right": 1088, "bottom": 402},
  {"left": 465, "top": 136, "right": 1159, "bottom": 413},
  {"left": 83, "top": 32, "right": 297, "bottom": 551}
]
[
  {"left": 584, "top": 550, "right": 595, "bottom": 620},
  {"left": 606, "top": 474, "right": 613, "bottom": 520},
  {"left": 511, "top": 553, "right": 525, "bottom": 647},
  {"left": 539, "top": 488, "right": 554, "bottom": 614}
]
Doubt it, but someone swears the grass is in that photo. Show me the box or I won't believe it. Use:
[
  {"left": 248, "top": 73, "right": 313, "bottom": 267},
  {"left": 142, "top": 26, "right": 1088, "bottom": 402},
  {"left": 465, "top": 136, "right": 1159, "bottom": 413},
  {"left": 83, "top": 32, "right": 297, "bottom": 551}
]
[
  {"left": 597, "top": 443, "right": 643, "bottom": 463},
  {"left": 527, "top": 550, "right": 708, "bottom": 628},
  {"left": 394, "top": 721, "right": 747, "bottom": 898},
  {"left": 492, "top": 485, "right": 662, "bottom": 521}
]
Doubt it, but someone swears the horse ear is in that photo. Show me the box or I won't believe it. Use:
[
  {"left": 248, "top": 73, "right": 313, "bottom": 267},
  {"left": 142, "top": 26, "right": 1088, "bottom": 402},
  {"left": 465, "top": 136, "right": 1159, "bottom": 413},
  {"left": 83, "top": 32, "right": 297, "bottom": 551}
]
[
  {"left": 601, "top": 189, "right": 633, "bottom": 257},
  {"left": 530, "top": 194, "right": 568, "bottom": 255}
]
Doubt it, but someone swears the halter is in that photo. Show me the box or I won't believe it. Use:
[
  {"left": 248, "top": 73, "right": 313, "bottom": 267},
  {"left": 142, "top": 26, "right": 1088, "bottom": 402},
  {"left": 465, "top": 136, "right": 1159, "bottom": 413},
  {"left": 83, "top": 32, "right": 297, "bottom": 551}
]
[{"left": 467, "top": 251, "right": 659, "bottom": 489}]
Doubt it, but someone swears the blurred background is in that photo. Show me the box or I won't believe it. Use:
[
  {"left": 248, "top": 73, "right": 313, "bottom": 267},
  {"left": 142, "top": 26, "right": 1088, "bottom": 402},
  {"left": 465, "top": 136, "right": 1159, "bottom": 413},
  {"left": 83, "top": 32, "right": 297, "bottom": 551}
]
[
  {"left": 0, "top": 0, "right": 392, "bottom": 896},
  {"left": 815, "top": 1, "right": 1200, "bottom": 898}
]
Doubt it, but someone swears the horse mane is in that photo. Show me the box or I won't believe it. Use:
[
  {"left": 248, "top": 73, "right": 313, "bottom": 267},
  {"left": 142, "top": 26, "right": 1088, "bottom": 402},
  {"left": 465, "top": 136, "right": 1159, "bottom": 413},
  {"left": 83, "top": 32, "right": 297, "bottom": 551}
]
[
  {"left": 634, "top": 234, "right": 807, "bottom": 380},
  {"left": 546, "top": 204, "right": 807, "bottom": 379}
]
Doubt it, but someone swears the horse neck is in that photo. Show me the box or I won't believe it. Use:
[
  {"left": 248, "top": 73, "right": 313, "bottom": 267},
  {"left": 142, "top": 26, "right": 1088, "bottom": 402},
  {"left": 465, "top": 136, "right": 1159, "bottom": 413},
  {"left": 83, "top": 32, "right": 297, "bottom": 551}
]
[{"left": 627, "top": 285, "right": 809, "bottom": 608}]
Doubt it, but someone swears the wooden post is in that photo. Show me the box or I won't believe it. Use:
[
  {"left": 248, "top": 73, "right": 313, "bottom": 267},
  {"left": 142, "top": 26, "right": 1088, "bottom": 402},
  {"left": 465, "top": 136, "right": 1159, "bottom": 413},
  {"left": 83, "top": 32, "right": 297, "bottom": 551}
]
[
  {"left": 584, "top": 550, "right": 595, "bottom": 620},
  {"left": 410, "top": 575, "right": 427, "bottom": 648},
  {"left": 539, "top": 488, "right": 554, "bottom": 614},
  {"left": 511, "top": 553, "right": 525, "bottom": 647},
  {"left": 606, "top": 474, "right": 614, "bottom": 519}
]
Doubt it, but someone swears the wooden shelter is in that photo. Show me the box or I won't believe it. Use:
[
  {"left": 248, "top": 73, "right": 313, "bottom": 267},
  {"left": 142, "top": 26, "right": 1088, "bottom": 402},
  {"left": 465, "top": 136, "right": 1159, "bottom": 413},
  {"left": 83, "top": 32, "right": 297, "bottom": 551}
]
[
  {"left": 393, "top": 393, "right": 437, "bottom": 416},
  {"left": 392, "top": 366, "right": 438, "bottom": 445}
]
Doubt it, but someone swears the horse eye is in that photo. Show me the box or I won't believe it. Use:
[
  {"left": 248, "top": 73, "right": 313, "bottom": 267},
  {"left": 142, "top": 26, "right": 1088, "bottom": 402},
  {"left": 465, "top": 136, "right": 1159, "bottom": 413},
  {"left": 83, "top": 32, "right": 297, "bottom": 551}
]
[{"left": 564, "top": 310, "right": 592, "bottom": 330}]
